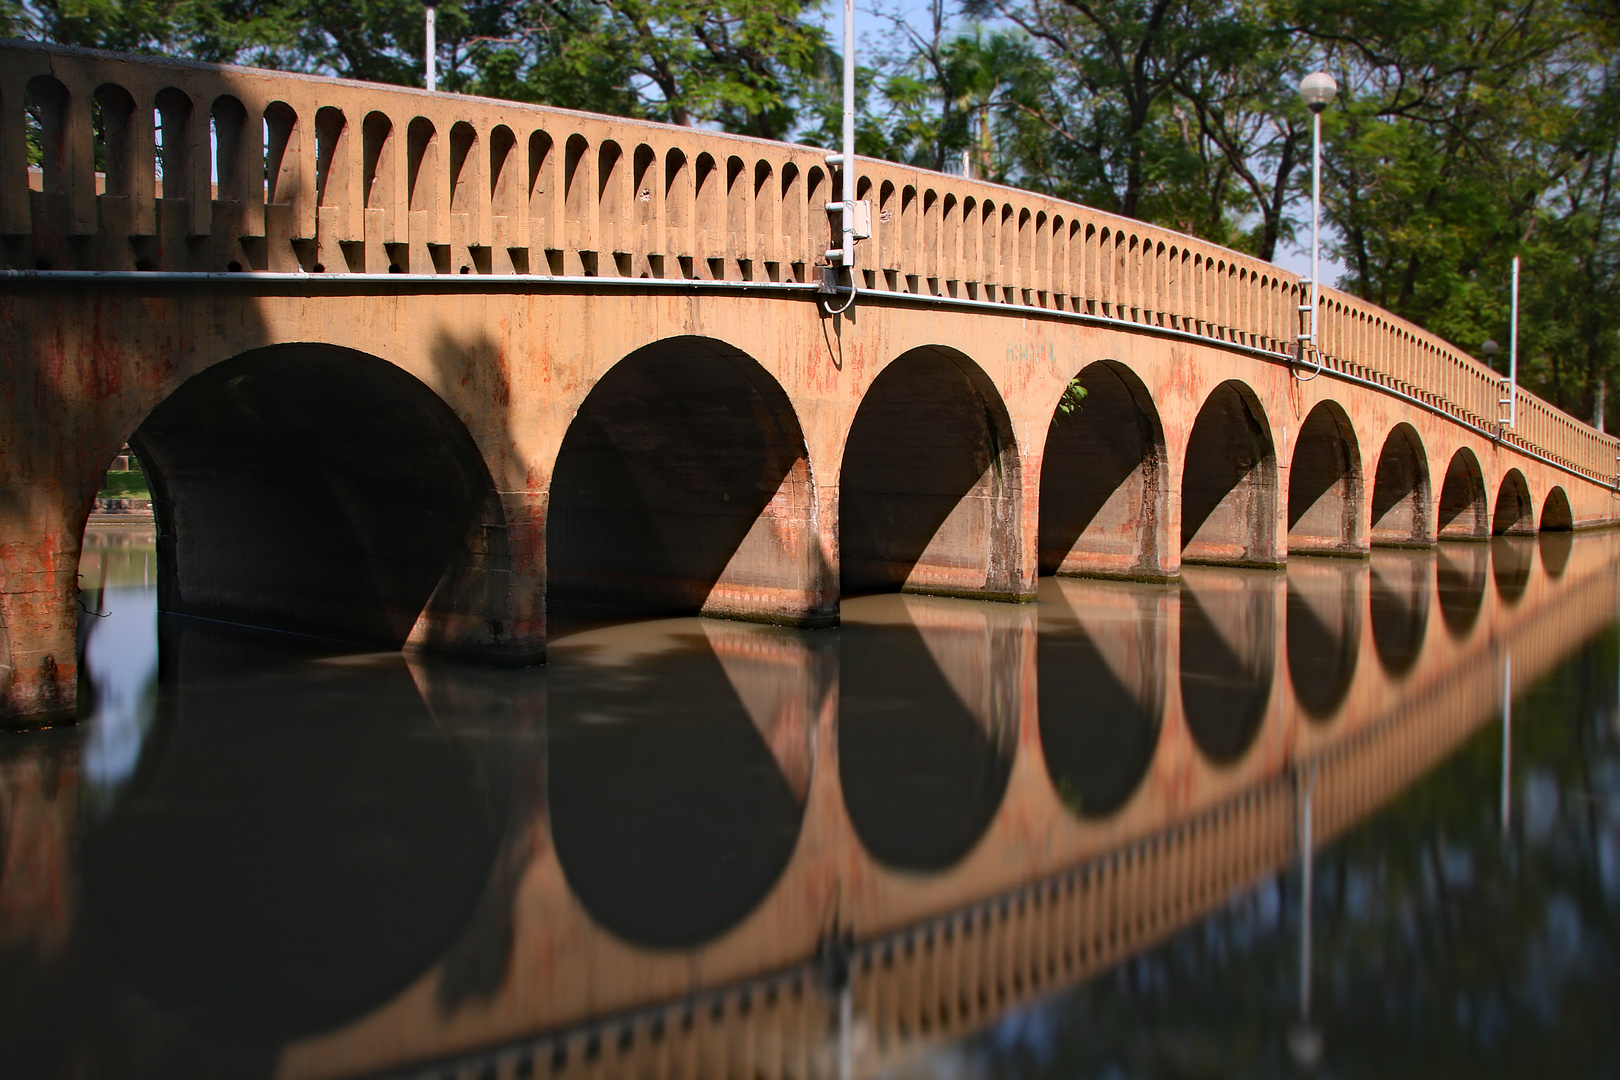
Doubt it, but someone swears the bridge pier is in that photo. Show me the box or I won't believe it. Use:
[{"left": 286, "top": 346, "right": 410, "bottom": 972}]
[{"left": 0, "top": 499, "right": 82, "bottom": 725}]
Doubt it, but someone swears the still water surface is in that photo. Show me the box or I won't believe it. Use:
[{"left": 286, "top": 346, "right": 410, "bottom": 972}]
[{"left": 3, "top": 526, "right": 1619, "bottom": 1078}]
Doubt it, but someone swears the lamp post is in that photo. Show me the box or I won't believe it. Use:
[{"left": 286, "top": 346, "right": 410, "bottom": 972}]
[
  {"left": 424, "top": 0, "right": 439, "bottom": 92},
  {"left": 1297, "top": 71, "right": 1338, "bottom": 357}
]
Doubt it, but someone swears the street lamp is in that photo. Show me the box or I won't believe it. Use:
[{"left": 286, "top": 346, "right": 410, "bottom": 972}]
[
  {"left": 1483, "top": 338, "right": 1500, "bottom": 366},
  {"left": 424, "top": 0, "right": 439, "bottom": 92},
  {"left": 1297, "top": 71, "right": 1337, "bottom": 360}
]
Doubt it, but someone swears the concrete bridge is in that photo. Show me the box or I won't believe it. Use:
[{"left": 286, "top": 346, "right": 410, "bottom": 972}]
[
  {"left": 3, "top": 531, "right": 1613, "bottom": 1077},
  {"left": 3, "top": 38, "right": 1619, "bottom": 722}
]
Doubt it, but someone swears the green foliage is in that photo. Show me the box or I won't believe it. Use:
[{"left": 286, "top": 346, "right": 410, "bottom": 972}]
[
  {"left": 10, "top": 0, "right": 1616, "bottom": 425},
  {"left": 97, "top": 470, "right": 149, "bottom": 499}
]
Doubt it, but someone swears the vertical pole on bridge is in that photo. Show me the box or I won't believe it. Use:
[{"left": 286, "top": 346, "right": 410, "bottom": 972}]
[
  {"left": 424, "top": 0, "right": 439, "bottom": 92},
  {"left": 1296, "top": 72, "right": 1337, "bottom": 370},
  {"left": 1508, "top": 254, "right": 1520, "bottom": 430}
]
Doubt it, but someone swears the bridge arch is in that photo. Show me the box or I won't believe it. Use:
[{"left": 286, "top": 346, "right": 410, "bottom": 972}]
[
  {"left": 546, "top": 335, "right": 829, "bottom": 625},
  {"left": 840, "top": 346, "right": 1026, "bottom": 600},
  {"left": 1369, "top": 423, "right": 1431, "bottom": 546},
  {"left": 1287, "top": 400, "right": 1364, "bottom": 555},
  {"left": 1436, "top": 447, "right": 1489, "bottom": 539},
  {"left": 1181, "top": 380, "right": 1279, "bottom": 566},
  {"left": 125, "top": 344, "right": 517, "bottom": 659},
  {"left": 1038, "top": 360, "right": 1171, "bottom": 581},
  {"left": 1492, "top": 468, "right": 1535, "bottom": 535},
  {"left": 1541, "top": 486, "right": 1574, "bottom": 531}
]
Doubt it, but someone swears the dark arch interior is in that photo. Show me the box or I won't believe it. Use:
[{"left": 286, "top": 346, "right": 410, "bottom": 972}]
[
  {"left": 1492, "top": 471, "right": 1534, "bottom": 536},
  {"left": 1286, "top": 567, "right": 1362, "bottom": 719},
  {"left": 1541, "top": 487, "right": 1574, "bottom": 531},
  {"left": 1039, "top": 361, "right": 1165, "bottom": 577},
  {"left": 546, "top": 634, "right": 807, "bottom": 948},
  {"left": 1179, "top": 577, "right": 1274, "bottom": 765},
  {"left": 1369, "top": 425, "right": 1429, "bottom": 545},
  {"left": 547, "top": 337, "right": 815, "bottom": 617},
  {"left": 1436, "top": 451, "right": 1487, "bottom": 540},
  {"left": 1492, "top": 536, "right": 1534, "bottom": 604},
  {"left": 1181, "top": 382, "right": 1276, "bottom": 564},
  {"left": 132, "top": 345, "right": 505, "bottom": 650},
  {"left": 1038, "top": 595, "right": 1164, "bottom": 816},
  {"left": 82, "top": 620, "right": 511, "bottom": 1041},
  {"left": 841, "top": 348, "right": 1021, "bottom": 596},
  {"left": 1287, "top": 403, "right": 1360, "bottom": 553},
  {"left": 1369, "top": 552, "right": 1430, "bottom": 677},
  {"left": 1436, "top": 543, "right": 1488, "bottom": 638},
  {"left": 838, "top": 607, "right": 1017, "bottom": 870}
]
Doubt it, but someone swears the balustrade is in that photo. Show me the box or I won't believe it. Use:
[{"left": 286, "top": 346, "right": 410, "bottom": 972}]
[{"left": 4, "top": 38, "right": 1616, "bottom": 482}]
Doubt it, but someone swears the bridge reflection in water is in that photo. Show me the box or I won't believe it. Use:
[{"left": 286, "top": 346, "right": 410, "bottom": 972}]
[{"left": 2, "top": 531, "right": 1617, "bottom": 1078}]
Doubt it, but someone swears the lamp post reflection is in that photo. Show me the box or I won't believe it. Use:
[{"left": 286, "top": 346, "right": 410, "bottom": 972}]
[{"left": 1288, "top": 762, "right": 1323, "bottom": 1072}]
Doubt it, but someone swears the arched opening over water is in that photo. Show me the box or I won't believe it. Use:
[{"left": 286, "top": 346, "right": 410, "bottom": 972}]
[
  {"left": 547, "top": 336, "right": 828, "bottom": 625},
  {"left": 547, "top": 620, "right": 817, "bottom": 948},
  {"left": 1369, "top": 423, "right": 1431, "bottom": 546},
  {"left": 839, "top": 594, "right": 1021, "bottom": 870},
  {"left": 1039, "top": 578, "right": 1167, "bottom": 816},
  {"left": 1179, "top": 568, "right": 1276, "bottom": 765},
  {"left": 1436, "top": 542, "right": 1489, "bottom": 638},
  {"left": 1181, "top": 381, "right": 1279, "bottom": 567},
  {"left": 1493, "top": 536, "right": 1534, "bottom": 604},
  {"left": 1038, "top": 360, "right": 1170, "bottom": 580},
  {"left": 840, "top": 347, "right": 1025, "bottom": 599},
  {"left": 1436, "top": 448, "right": 1489, "bottom": 540},
  {"left": 1368, "top": 549, "right": 1431, "bottom": 678},
  {"left": 1541, "top": 486, "right": 1573, "bottom": 531},
  {"left": 1493, "top": 469, "right": 1535, "bottom": 535},
  {"left": 1287, "top": 401, "right": 1362, "bottom": 556},
  {"left": 129, "top": 344, "right": 511, "bottom": 657},
  {"left": 1286, "top": 558, "right": 1364, "bottom": 719}
]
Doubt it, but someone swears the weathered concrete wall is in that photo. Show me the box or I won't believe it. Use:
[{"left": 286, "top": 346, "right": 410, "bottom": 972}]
[
  {"left": 3, "top": 278, "right": 1618, "bottom": 724},
  {"left": 3, "top": 40, "right": 1618, "bottom": 723}
]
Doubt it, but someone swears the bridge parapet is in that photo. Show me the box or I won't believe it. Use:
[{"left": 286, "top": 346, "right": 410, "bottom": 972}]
[{"left": 3, "top": 37, "right": 1616, "bottom": 483}]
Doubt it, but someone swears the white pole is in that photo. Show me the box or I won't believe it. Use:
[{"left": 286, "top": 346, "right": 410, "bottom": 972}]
[
  {"left": 840, "top": 0, "right": 855, "bottom": 268},
  {"left": 1310, "top": 110, "right": 1322, "bottom": 349},
  {"left": 1508, "top": 254, "right": 1520, "bottom": 429},
  {"left": 425, "top": 4, "right": 438, "bottom": 92}
]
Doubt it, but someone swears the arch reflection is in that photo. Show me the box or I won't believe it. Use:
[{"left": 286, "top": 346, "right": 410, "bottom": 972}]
[
  {"left": 839, "top": 594, "right": 1022, "bottom": 871},
  {"left": 1492, "top": 536, "right": 1535, "bottom": 605},
  {"left": 1286, "top": 558, "right": 1365, "bottom": 719},
  {"left": 1539, "top": 529, "right": 1573, "bottom": 578},
  {"left": 547, "top": 619, "right": 818, "bottom": 949},
  {"left": 1369, "top": 549, "right": 1432, "bottom": 677},
  {"left": 1179, "top": 568, "right": 1276, "bottom": 765},
  {"left": 1436, "top": 542, "right": 1489, "bottom": 638},
  {"left": 1038, "top": 578, "right": 1168, "bottom": 817},
  {"left": 82, "top": 620, "right": 512, "bottom": 1041}
]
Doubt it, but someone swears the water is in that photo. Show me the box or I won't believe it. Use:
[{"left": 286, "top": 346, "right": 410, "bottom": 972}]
[{"left": 3, "top": 527, "right": 1618, "bottom": 1078}]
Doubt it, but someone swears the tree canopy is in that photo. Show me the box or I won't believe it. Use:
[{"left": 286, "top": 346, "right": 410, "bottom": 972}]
[{"left": 4, "top": 0, "right": 1616, "bottom": 425}]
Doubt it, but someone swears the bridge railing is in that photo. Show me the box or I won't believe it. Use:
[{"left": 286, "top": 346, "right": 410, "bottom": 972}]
[{"left": 4, "top": 38, "right": 1615, "bottom": 485}]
